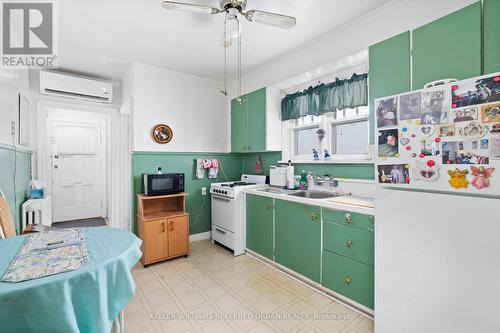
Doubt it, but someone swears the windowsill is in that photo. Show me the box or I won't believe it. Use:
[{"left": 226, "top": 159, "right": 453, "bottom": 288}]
[{"left": 278, "top": 159, "right": 374, "bottom": 165}]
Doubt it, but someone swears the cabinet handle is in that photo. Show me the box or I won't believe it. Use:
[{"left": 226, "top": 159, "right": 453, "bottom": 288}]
[
  {"left": 346, "top": 240, "right": 353, "bottom": 248},
  {"left": 162, "top": 222, "right": 166, "bottom": 233},
  {"left": 215, "top": 228, "right": 227, "bottom": 235},
  {"left": 345, "top": 213, "right": 352, "bottom": 224},
  {"left": 344, "top": 276, "right": 352, "bottom": 285},
  {"left": 311, "top": 212, "right": 318, "bottom": 221},
  {"left": 170, "top": 221, "right": 174, "bottom": 231},
  {"left": 266, "top": 204, "right": 272, "bottom": 209}
]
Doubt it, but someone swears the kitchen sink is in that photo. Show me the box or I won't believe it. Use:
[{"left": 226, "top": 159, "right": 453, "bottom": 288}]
[
  {"left": 258, "top": 187, "right": 293, "bottom": 194},
  {"left": 287, "top": 190, "right": 343, "bottom": 199}
]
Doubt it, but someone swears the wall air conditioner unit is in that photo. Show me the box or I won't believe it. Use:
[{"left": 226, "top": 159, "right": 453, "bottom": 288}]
[{"left": 39, "top": 71, "right": 113, "bottom": 104}]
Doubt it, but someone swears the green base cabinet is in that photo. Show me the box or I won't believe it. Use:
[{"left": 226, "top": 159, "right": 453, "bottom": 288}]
[
  {"left": 246, "top": 194, "right": 274, "bottom": 260},
  {"left": 323, "top": 221, "right": 374, "bottom": 266},
  {"left": 322, "top": 250, "right": 374, "bottom": 309},
  {"left": 412, "top": 2, "right": 481, "bottom": 89},
  {"left": 275, "top": 200, "right": 321, "bottom": 282}
]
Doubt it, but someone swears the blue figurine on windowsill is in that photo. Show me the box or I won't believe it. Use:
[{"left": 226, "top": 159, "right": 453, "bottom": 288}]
[
  {"left": 313, "top": 149, "right": 320, "bottom": 161},
  {"left": 324, "top": 149, "right": 331, "bottom": 161}
]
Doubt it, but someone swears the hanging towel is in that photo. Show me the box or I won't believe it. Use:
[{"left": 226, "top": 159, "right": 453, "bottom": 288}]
[
  {"left": 208, "top": 159, "right": 220, "bottom": 179},
  {"left": 196, "top": 159, "right": 205, "bottom": 180}
]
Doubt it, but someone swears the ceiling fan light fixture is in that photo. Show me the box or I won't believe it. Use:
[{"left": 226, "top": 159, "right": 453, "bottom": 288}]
[
  {"left": 161, "top": 1, "right": 220, "bottom": 15},
  {"left": 226, "top": 8, "right": 241, "bottom": 39},
  {"left": 245, "top": 10, "right": 296, "bottom": 29}
]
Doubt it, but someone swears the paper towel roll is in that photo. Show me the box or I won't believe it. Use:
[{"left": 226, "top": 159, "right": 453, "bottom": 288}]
[{"left": 286, "top": 166, "right": 295, "bottom": 189}]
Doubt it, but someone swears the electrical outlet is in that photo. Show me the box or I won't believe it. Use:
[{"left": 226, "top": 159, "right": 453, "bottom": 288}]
[
  {"left": 10, "top": 121, "right": 16, "bottom": 135},
  {"left": 201, "top": 187, "right": 207, "bottom": 196}
]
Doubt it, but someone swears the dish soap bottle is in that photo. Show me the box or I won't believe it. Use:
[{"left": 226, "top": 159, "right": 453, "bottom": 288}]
[{"left": 299, "top": 170, "right": 308, "bottom": 190}]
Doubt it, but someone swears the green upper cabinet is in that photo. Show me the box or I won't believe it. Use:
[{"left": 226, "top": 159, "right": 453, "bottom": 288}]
[
  {"left": 231, "top": 97, "right": 247, "bottom": 153},
  {"left": 412, "top": 2, "right": 481, "bottom": 89},
  {"left": 368, "top": 31, "right": 410, "bottom": 142},
  {"left": 231, "top": 87, "right": 281, "bottom": 153},
  {"left": 275, "top": 199, "right": 321, "bottom": 283},
  {"left": 484, "top": 0, "right": 500, "bottom": 73},
  {"left": 246, "top": 194, "right": 274, "bottom": 260}
]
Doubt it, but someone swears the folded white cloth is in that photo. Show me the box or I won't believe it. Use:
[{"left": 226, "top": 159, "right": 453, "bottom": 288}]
[{"left": 196, "top": 159, "right": 204, "bottom": 180}]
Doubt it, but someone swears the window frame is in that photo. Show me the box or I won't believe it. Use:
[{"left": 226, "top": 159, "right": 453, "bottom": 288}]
[{"left": 282, "top": 107, "right": 372, "bottom": 163}]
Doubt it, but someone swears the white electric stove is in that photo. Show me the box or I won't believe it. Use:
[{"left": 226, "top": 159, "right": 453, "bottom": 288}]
[{"left": 210, "top": 174, "right": 267, "bottom": 255}]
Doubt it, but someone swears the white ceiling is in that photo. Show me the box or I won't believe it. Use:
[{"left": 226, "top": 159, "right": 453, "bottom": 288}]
[{"left": 58, "top": 0, "right": 392, "bottom": 82}]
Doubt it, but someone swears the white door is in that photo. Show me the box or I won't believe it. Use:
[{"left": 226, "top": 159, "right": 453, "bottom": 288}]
[{"left": 51, "top": 121, "right": 104, "bottom": 222}]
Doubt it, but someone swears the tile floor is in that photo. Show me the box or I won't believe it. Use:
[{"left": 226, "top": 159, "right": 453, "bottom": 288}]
[{"left": 125, "top": 240, "right": 374, "bottom": 333}]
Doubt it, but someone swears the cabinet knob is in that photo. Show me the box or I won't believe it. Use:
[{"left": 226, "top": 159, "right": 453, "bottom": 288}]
[
  {"left": 311, "top": 212, "right": 318, "bottom": 221},
  {"left": 344, "top": 276, "right": 352, "bottom": 284},
  {"left": 346, "top": 240, "right": 353, "bottom": 248},
  {"left": 345, "top": 213, "right": 352, "bottom": 224}
]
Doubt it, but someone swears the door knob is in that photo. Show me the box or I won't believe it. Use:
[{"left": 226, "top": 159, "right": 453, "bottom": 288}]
[
  {"left": 54, "top": 155, "right": 59, "bottom": 159},
  {"left": 54, "top": 165, "right": 58, "bottom": 169}
]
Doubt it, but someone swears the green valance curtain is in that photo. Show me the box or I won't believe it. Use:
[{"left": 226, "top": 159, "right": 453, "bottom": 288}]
[{"left": 281, "top": 73, "right": 368, "bottom": 121}]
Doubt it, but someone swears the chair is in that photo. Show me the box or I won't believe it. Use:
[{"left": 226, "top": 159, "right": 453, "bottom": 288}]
[{"left": 0, "top": 190, "right": 16, "bottom": 238}]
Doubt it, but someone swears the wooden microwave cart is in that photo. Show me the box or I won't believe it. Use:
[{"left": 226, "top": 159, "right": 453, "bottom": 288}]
[{"left": 137, "top": 193, "right": 190, "bottom": 266}]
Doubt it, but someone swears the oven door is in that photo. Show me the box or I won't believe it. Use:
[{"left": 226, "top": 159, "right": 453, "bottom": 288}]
[{"left": 211, "top": 195, "right": 236, "bottom": 232}]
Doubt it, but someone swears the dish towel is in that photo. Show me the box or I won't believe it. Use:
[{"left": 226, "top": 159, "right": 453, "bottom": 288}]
[
  {"left": 196, "top": 159, "right": 204, "bottom": 179},
  {"left": 205, "top": 159, "right": 220, "bottom": 179}
]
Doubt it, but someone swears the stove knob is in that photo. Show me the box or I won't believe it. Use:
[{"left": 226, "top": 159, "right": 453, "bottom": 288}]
[{"left": 224, "top": 191, "right": 227, "bottom": 195}]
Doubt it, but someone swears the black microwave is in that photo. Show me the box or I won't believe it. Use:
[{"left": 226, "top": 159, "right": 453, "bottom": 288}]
[{"left": 142, "top": 173, "right": 184, "bottom": 196}]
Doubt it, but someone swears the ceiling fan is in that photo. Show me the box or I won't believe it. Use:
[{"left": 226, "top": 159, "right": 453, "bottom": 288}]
[{"left": 160, "top": 0, "right": 297, "bottom": 29}]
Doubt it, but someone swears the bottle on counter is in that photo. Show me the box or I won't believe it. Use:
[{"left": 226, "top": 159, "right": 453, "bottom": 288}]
[{"left": 299, "top": 170, "right": 308, "bottom": 190}]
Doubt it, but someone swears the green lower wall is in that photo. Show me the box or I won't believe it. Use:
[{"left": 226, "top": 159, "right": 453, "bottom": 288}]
[
  {"left": 0, "top": 144, "right": 32, "bottom": 234},
  {"left": 242, "top": 152, "right": 375, "bottom": 180},
  {"left": 131, "top": 152, "right": 243, "bottom": 235}
]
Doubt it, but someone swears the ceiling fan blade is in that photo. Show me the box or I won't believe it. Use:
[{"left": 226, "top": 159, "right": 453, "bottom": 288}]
[
  {"left": 161, "top": 1, "right": 221, "bottom": 15},
  {"left": 244, "top": 10, "right": 296, "bottom": 29}
]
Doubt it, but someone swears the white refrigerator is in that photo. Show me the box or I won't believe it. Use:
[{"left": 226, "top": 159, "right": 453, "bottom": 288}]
[{"left": 374, "top": 72, "right": 500, "bottom": 333}]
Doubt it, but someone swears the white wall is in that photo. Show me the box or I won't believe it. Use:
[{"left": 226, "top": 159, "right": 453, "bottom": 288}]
[
  {"left": 130, "top": 62, "right": 228, "bottom": 152},
  {"left": 228, "top": 0, "right": 477, "bottom": 98}
]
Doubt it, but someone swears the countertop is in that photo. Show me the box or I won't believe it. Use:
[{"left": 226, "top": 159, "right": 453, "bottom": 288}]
[{"left": 245, "top": 187, "right": 375, "bottom": 215}]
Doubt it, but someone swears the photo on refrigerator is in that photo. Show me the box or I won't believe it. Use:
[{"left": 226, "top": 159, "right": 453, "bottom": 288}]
[
  {"left": 399, "top": 92, "right": 421, "bottom": 120},
  {"left": 376, "top": 97, "right": 398, "bottom": 128},
  {"left": 442, "top": 140, "right": 490, "bottom": 165},
  {"left": 378, "top": 128, "right": 399, "bottom": 157},
  {"left": 421, "top": 89, "right": 448, "bottom": 124},
  {"left": 377, "top": 164, "right": 410, "bottom": 184},
  {"left": 451, "top": 74, "right": 500, "bottom": 108},
  {"left": 480, "top": 102, "right": 500, "bottom": 123},
  {"left": 452, "top": 107, "right": 478, "bottom": 122}
]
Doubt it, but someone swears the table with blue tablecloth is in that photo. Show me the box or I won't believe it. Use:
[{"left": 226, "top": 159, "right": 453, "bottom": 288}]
[{"left": 0, "top": 227, "right": 142, "bottom": 333}]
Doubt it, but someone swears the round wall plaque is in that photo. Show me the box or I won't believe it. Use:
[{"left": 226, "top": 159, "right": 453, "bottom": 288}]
[{"left": 152, "top": 124, "right": 173, "bottom": 144}]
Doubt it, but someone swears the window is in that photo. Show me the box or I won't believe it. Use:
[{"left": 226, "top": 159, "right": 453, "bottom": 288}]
[{"left": 283, "top": 106, "right": 370, "bottom": 162}]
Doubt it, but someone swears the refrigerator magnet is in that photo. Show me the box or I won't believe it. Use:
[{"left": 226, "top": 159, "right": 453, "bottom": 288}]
[
  {"left": 470, "top": 166, "right": 495, "bottom": 190},
  {"left": 420, "top": 125, "right": 435, "bottom": 137},
  {"left": 447, "top": 168, "right": 469, "bottom": 189},
  {"left": 480, "top": 102, "right": 500, "bottom": 123},
  {"left": 377, "top": 164, "right": 410, "bottom": 184},
  {"left": 414, "top": 160, "right": 440, "bottom": 182},
  {"left": 458, "top": 122, "right": 489, "bottom": 139}
]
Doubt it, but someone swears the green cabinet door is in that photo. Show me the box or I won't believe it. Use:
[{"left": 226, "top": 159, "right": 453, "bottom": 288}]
[
  {"left": 484, "top": 0, "right": 500, "bottom": 73},
  {"left": 323, "top": 251, "right": 374, "bottom": 309},
  {"left": 368, "top": 31, "right": 410, "bottom": 143},
  {"left": 412, "top": 2, "right": 481, "bottom": 89},
  {"left": 246, "top": 88, "right": 267, "bottom": 152},
  {"left": 275, "top": 199, "right": 321, "bottom": 282},
  {"left": 231, "top": 97, "right": 247, "bottom": 153},
  {"left": 246, "top": 194, "right": 274, "bottom": 260}
]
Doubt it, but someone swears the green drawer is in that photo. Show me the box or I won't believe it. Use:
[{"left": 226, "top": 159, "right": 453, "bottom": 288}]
[
  {"left": 323, "top": 222, "right": 374, "bottom": 266},
  {"left": 322, "top": 251, "right": 374, "bottom": 309},
  {"left": 323, "top": 209, "right": 374, "bottom": 231}
]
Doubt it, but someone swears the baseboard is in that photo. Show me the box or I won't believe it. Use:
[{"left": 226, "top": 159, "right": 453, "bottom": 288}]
[{"left": 189, "top": 231, "right": 211, "bottom": 242}]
